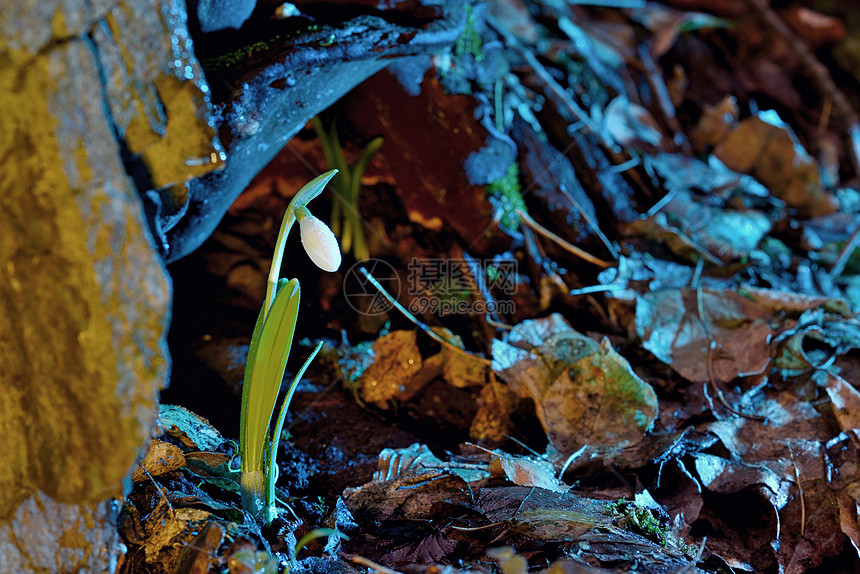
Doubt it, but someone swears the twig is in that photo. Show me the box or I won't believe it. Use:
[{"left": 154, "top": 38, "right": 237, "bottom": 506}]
[
  {"left": 462, "top": 250, "right": 507, "bottom": 328},
  {"left": 786, "top": 444, "right": 806, "bottom": 537},
  {"left": 488, "top": 19, "right": 606, "bottom": 146},
  {"left": 569, "top": 0, "right": 645, "bottom": 6},
  {"left": 521, "top": 221, "right": 572, "bottom": 300},
  {"left": 141, "top": 465, "right": 176, "bottom": 515},
  {"left": 637, "top": 43, "right": 689, "bottom": 153},
  {"left": 557, "top": 445, "right": 589, "bottom": 481},
  {"left": 569, "top": 284, "right": 625, "bottom": 296},
  {"left": 829, "top": 220, "right": 860, "bottom": 279},
  {"left": 487, "top": 316, "right": 514, "bottom": 330},
  {"left": 449, "top": 521, "right": 506, "bottom": 532},
  {"left": 358, "top": 267, "right": 492, "bottom": 366},
  {"left": 517, "top": 209, "right": 614, "bottom": 268},
  {"left": 514, "top": 487, "right": 538, "bottom": 516}
]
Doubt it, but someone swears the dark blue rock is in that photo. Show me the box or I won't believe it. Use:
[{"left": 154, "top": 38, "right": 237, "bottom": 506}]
[{"left": 197, "top": 0, "right": 256, "bottom": 33}]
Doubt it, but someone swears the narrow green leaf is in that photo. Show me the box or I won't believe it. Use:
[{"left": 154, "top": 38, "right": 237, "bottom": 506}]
[
  {"left": 239, "top": 303, "right": 267, "bottom": 467},
  {"left": 294, "top": 528, "right": 349, "bottom": 559},
  {"left": 293, "top": 167, "right": 340, "bottom": 209},
  {"left": 341, "top": 212, "right": 353, "bottom": 253},
  {"left": 312, "top": 116, "right": 338, "bottom": 171},
  {"left": 242, "top": 279, "right": 300, "bottom": 475},
  {"left": 349, "top": 135, "right": 383, "bottom": 202},
  {"left": 265, "top": 341, "right": 325, "bottom": 522}
]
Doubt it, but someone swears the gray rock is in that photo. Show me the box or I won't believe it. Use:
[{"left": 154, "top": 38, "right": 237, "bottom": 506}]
[
  {"left": 163, "top": 3, "right": 467, "bottom": 262},
  {"left": 0, "top": 31, "right": 170, "bottom": 520},
  {"left": 91, "top": 0, "right": 225, "bottom": 240},
  {"left": 0, "top": 1, "right": 182, "bottom": 571},
  {"left": 0, "top": 496, "right": 123, "bottom": 574},
  {"left": 197, "top": 0, "right": 256, "bottom": 33}
]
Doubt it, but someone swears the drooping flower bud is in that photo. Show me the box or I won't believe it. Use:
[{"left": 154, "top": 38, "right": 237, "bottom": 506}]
[{"left": 296, "top": 205, "right": 341, "bottom": 272}]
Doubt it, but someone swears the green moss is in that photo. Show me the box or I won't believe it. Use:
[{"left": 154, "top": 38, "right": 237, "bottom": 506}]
[
  {"left": 200, "top": 25, "right": 322, "bottom": 70},
  {"left": 611, "top": 501, "right": 670, "bottom": 546},
  {"left": 608, "top": 500, "right": 694, "bottom": 556},
  {"left": 486, "top": 162, "right": 526, "bottom": 231},
  {"left": 438, "top": 3, "right": 485, "bottom": 94},
  {"left": 455, "top": 4, "right": 483, "bottom": 62}
]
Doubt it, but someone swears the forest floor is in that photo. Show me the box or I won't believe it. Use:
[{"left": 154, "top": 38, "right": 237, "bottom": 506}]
[{"left": 122, "top": 1, "right": 860, "bottom": 572}]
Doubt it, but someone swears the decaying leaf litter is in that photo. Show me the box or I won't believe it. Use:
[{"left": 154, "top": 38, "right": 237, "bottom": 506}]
[{"left": 125, "top": 1, "right": 860, "bottom": 572}]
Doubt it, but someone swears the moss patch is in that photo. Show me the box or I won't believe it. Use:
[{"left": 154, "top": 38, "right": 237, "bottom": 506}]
[{"left": 486, "top": 162, "right": 526, "bottom": 231}]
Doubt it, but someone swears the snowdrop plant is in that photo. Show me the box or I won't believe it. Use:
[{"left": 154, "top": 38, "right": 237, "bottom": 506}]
[{"left": 240, "top": 169, "right": 340, "bottom": 523}]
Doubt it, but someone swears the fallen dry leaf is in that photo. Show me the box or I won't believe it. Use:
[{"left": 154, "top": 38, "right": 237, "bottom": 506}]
[
  {"left": 636, "top": 288, "right": 773, "bottom": 384},
  {"left": 131, "top": 439, "right": 186, "bottom": 482},
  {"left": 713, "top": 114, "right": 837, "bottom": 217},
  {"left": 494, "top": 314, "right": 658, "bottom": 457}
]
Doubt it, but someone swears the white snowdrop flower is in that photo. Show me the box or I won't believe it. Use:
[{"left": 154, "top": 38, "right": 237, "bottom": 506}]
[{"left": 296, "top": 206, "right": 341, "bottom": 272}]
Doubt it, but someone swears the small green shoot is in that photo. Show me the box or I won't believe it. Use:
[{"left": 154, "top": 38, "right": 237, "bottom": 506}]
[
  {"left": 239, "top": 169, "right": 341, "bottom": 523},
  {"left": 294, "top": 528, "right": 349, "bottom": 559},
  {"left": 312, "top": 116, "right": 383, "bottom": 262}
]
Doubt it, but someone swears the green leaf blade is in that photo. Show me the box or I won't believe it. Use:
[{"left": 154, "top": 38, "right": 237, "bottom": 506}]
[{"left": 242, "top": 279, "right": 301, "bottom": 474}]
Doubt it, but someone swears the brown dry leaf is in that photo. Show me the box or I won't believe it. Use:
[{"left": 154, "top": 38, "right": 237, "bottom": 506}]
[
  {"left": 823, "top": 371, "right": 860, "bottom": 433},
  {"left": 622, "top": 214, "right": 721, "bottom": 266},
  {"left": 622, "top": 163, "right": 772, "bottom": 264},
  {"left": 781, "top": 6, "right": 846, "bottom": 48},
  {"left": 381, "top": 533, "right": 458, "bottom": 566},
  {"left": 494, "top": 314, "right": 658, "bottom": 456},
  {"left": 604, "top": 95, "right": 664, "bottom": 151},
  {"left": 143, "top": 503, "right": 211, "bottom": 564},
  {"left": 713, "top": 116, "right": 837, "bottom": 217},
  {"left": 837, "top": 492, "right": 860, "bottom": 556},
  {"left": 131, "top": 438, "right": 186, "bottom": 482},
  {"left": 373, "top": 443, "right": 444, "bottom": 482},
  {"left": 159, "top": 403, "right": 225, "bottom": 452},
  {"left": 344, "top": 466, "right": 472, "bottom": 526},
  {"left": 773, "top": 310, "right": 860, "bottom": 374},
  {"left": 692, "top": 452, "right": 787, "bottom": 498},
  {"left": 183, "top": 451, "right": 231, "bottom": 468},
  {"left": 636, "top": 288, "right": 773, "bottom": 384},
  {"left": 175, "top": 521, "right": 226, "bottom": 574},
  {"left": 443, "top": 348, "right": 488, "bottom": 388},
  {"left": 373, "top": 443, "right": 489, "bottom": 485},
  {"left": 470, "top": 375, "right": 519, "bottom": 442},
  {"left": 690, "top": 96, "right": 739, "bottom": 151},
  {"left": 436, "top": 328, "right": 489, "bottom": 388},
  {"left": 739, "top": 285, "right": 850, "bottom": 317},
  {"left": 488, "top": 450, "right": 569, "bottom": 493},
  {"left": 360, "top": 330, "right": 424, "bottom": 407},
  {"left": 479, "top": 487, "right": 695, "bottom": 570},
  {"left": 691, "top": 389, "right": 841, "bottom": 572}
]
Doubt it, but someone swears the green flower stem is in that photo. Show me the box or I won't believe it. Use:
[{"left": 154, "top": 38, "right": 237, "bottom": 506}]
[{"left": 265, "top": 170, "right": 339, "bottom": 315}]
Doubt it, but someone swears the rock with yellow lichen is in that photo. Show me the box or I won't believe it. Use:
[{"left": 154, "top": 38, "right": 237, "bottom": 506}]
[{"left": 0, "top": 1, "right": 209, "bottom": 571}]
